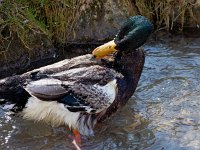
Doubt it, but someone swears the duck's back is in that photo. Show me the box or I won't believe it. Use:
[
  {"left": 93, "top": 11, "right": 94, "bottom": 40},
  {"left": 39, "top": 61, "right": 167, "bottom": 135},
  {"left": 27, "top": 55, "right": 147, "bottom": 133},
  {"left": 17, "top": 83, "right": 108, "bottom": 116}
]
[{"left": 0, "top": 54, "right": 122, "bottom": 112}]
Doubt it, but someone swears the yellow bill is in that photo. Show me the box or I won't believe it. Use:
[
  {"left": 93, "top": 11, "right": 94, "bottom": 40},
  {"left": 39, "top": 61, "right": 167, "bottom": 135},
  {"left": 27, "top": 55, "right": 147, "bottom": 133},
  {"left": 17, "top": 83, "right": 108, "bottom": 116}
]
[{"left": 92, "top": 40, "right": 117, "bottom": 59}]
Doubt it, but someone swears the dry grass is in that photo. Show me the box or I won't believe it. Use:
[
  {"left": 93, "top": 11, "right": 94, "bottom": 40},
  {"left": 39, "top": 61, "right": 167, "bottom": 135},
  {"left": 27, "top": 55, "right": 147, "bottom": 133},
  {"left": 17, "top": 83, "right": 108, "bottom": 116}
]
[
  {"left": 0, "top": 0, "right": 81, "bottom": 51},
  {"left": 134, "top": 0, "right": 198, "bottom": 32},
  {"left": 30, "top": 0, "right": 81, "bottom": 43},
  {"left": 0, "top": 0, "right": 81, "bottom": 63}
]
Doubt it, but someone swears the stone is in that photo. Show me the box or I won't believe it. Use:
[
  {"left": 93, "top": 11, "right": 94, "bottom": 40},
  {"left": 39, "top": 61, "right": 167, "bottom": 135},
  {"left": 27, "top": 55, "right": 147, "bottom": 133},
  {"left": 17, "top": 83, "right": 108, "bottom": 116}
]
[{"left": 69, "top": 0, "right": 137, "bottom": 43}]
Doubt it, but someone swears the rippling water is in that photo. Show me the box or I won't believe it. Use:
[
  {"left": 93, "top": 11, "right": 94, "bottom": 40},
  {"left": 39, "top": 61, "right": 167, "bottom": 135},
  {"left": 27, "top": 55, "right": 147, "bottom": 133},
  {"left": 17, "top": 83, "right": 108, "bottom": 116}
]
[{"left": 1, "top": 37, "right": 200, "bottom": 150}]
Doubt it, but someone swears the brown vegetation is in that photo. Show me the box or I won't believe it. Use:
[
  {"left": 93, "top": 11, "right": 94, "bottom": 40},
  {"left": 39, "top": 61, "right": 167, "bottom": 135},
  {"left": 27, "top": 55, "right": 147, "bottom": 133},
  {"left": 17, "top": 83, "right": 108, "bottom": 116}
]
[
  {"left": 133, "top": 0, "right": 199, "bottom": 32},
  {"left": 0, "top": 0, "right": 199, "bottom": 77}
]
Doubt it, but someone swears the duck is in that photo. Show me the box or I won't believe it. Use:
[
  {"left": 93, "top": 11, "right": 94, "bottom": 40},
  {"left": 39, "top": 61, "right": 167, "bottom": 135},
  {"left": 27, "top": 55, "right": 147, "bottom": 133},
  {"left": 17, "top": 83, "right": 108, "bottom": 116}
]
[{"left": 0, "top": 15, "right": 153, "bottom": 147}]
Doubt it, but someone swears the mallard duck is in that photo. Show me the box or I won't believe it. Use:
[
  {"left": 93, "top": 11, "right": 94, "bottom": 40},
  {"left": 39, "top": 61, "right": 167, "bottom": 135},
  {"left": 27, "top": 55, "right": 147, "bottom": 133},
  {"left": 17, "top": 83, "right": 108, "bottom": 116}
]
[{"left": 0, "top": 15, "right": 153, "bottom": 146}]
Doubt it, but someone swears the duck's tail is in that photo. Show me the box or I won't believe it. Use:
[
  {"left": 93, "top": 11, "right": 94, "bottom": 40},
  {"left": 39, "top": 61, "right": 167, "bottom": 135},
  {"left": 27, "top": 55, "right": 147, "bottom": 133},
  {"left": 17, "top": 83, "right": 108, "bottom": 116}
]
[
  {"left": 0, "top": 75, "right": 29, "bottom": 111},
  {"left": 0, "top": 75, "right": 22, "bottom": 97}
]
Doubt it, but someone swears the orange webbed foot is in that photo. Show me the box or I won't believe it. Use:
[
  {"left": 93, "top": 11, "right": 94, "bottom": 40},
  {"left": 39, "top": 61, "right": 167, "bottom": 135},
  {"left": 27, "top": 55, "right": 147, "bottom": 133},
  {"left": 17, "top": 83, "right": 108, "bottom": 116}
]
[{"left": 70, "top": 129, "right": 81, "bottom": 150}]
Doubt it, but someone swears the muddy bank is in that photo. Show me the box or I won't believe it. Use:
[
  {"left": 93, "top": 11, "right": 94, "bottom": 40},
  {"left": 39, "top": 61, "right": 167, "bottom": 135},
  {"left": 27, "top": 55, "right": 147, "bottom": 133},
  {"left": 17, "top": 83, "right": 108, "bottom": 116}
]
[
  {"left": 0, "top": 0, "right": 200, "bottom": 78},
  {"left": 0, "top": 32, "right": 56, "bottom": 78}
]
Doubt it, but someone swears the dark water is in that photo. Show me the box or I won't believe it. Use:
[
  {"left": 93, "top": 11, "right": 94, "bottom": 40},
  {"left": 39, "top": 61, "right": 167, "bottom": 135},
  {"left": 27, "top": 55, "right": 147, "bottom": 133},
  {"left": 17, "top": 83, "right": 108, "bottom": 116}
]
[{"left": 1, "top": 37, "right": 200, "bottom": 150}]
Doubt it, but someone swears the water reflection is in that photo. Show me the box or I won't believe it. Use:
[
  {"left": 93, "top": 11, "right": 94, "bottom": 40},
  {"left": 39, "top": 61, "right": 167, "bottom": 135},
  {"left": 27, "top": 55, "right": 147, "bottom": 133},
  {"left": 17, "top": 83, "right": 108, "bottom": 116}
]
[{"left": 1, "top": 36, "right": 200, "bottom": 149}]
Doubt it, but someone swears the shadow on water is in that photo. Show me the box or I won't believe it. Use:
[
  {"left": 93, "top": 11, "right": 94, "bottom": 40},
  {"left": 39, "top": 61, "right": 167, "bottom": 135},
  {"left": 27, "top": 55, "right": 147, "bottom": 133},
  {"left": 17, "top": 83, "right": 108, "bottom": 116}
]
[{"left": 1, "top": 36, "right": 200, "bottom": 149}]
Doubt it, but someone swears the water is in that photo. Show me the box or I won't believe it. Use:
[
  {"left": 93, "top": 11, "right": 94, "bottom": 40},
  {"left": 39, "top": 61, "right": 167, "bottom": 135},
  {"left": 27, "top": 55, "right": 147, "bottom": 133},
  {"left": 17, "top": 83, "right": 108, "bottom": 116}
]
[{"left": 1, "top": 36, "right": 200, "bottom": 150}]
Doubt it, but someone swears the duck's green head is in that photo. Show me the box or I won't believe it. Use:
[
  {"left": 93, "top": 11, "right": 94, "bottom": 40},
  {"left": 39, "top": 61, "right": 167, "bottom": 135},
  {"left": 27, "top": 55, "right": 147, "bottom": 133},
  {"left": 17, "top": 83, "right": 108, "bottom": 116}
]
[{"left": 92, "top": 15, "right": 153, "bottom": 59}]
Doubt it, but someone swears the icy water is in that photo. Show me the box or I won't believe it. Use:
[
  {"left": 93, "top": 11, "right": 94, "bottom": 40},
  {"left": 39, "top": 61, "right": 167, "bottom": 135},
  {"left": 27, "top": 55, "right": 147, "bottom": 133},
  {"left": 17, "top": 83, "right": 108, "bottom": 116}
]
[{"left": 1, "top": 37, "right": 200, "bottom": 150}]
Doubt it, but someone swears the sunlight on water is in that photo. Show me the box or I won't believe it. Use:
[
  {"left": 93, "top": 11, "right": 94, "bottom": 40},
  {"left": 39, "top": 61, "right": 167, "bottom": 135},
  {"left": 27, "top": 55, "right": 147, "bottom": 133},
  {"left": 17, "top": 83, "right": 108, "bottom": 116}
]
[{"left": 0, "top": 37, "right": 200, "bottom": 149}]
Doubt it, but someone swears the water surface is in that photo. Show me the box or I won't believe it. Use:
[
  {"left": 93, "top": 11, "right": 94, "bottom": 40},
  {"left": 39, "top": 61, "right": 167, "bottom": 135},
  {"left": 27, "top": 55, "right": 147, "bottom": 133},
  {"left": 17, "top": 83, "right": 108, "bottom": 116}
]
[{"left": 1, "top": 37, "right": 200, "bottom": 150}]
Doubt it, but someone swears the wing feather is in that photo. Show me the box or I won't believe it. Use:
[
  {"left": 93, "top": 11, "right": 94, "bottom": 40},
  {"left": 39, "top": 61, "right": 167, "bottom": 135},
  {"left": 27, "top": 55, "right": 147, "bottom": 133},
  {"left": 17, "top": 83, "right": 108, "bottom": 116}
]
[
  {"left": 24, "top": 61, "right": 123, "bottom": 114},
  {"left": 24, "top": 78, "right": 71, "bottom": 100}
]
